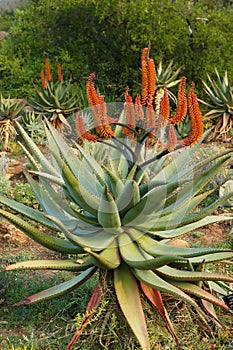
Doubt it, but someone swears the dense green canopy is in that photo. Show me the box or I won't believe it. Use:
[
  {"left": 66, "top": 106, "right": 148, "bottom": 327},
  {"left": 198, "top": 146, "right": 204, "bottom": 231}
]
[{"left": 0, "top": 0, "right": 233, "bottom": 97}]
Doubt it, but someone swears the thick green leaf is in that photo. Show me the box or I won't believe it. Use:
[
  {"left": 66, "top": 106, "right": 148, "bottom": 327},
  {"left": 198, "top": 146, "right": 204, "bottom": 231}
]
[
  {"left": 133, "top": 268, "right": 209, "bottom": 324},
  {"left": 46, "top": 214, "right": 116, "bottom": 251},
  {"left": 46, "top": 124, "right": 103, "bottom": 195},
  {"left": 156, "top": 265, "right": 233, "bottom": 283},
  {"left": 119, "top": 233, "right": 186, "bottom": 269},
  {"left": 52, "top": 151, "right": 100, "bottom": 216},
  {"left": 15, "top": 121, "right": 60, "bottom": 177},
  {"left": 14, "top": 267, "right": 96, "bottom": 305},
  {"left": 18, "top": 141, "right": 40, "bottom": 171},
  {"left": 176, "top": 252, "right": 233, "bottom": 265},
  {"left": 147, "top": 215, "right": 233, "bottom": 238},
  {"left": 114, "top": 263, "right": 150, "bottom": 350},
  {"left": 73, "top": 140, "right": 107, "bottom": 186},
  {"left": 29, "top": 171, "right": 64, "bottom": 186},
  {"left": 181, "top": 192, "right": 233, "bottom": 225},
  {"left": 140, "top": 283, "right": 179, "bottom": 342},
  {"left": 0, "top": 209, "right": 82, "bottom": 254},
  {"left": 132, "top": 230, "right": 232, "bottom": 257},
  {"left": 168, "top": 280, "right": 229, "bottom": 311},
  {"left": 0, "top": 196, "right": 57, "bottom": 230},
  {"left": 85, "top": 242, "right": 120, "bottom": 269},
  {"left": 101, "top": 164, "right": 125, "bottom": 198},
  {"left": 98, "top": 186, "right": 122, "bottom": 234},
  {"left": 5, "top": 259, "right": 93, "bottom": 271}
]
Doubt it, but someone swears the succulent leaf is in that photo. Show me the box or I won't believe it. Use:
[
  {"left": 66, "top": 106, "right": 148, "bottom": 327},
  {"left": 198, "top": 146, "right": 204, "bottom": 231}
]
[
  {"left": 119, "top": 233, "right": 187, "bottom": 270},
  {"left": 98, "top": 186, "right": 122, "bottom": 234},
  {"left": 168, "top": 281, "right": 229, "bottom": 311},
  {"left": 134, "top": 230, "right": 232, "bottom": 257},
  {"left": 132, "top": 268, "right": 208, "bottom": 323},
  {"left": 0, "top": 209, "right": 82, "bottom": 254},
  {"left": 14, "top": 267, "right": 96, "bottom": 305},
  {"left": 114, "top": 263, "right": 150, "bottom": 350},
  {"left": 156, "top": 265, "right": 233, "bottom": 283},
  {"left": 140, "top": 284, "right": 179, "bottom": 342},
  {"left": 85, "top": 242, "right": 120, "bottom": 269},
  {"left": 5, "top": 259, "right": 94, "bottom": 272}
]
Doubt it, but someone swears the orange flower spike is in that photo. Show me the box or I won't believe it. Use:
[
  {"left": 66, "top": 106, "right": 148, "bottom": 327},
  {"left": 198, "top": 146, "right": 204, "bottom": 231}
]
[
  {"left": 86, "top": 73, "right": 102, "bottom": 128},
  {"left": 75, "top": 112, "right": 98, "bottom": 141},
  {"left": 167, "top": 124, "right": 177, "bottom": 152},
  {"left": 45, "top": 58, "right": 51, "bottom": 82},
  {"left": 98, "top": 124, "right": 114, "bottom": 139},
  {"left": 146, "top": 103, "right": 156, "bottom": 138},
  {"left": 86, "top": 73, "right": 99, "bottom": 106},
  {"left": 189, "top": 84, "right": 203, "bottom": 141},
  {"left": 125, "top": 88, "right": 135, "bottom": 127},
  {"left": 98, "top": 95, "right": 108, "bottom": 124},
  {"left": 159, "top": 90, "right": 170, "bottom": 121},
  {"left": 135, "top": 94, "right": 144, "bottom": 121},
  {"left": 181, "top": 84, "right": 203, "bottom": 146},
  {"left": 41, "top": 69, "right": 46, "bottom": 89},
  {"left": 141, "top": 48, "right": 149, "bottom": 106},
  {"left": 122, "top": 87, "right": 135, "bottom": 136},
  {"left": 147, "top": 58, "right": 156, "bottom": 105},
  {"left": 96, "top": 94, "right": 114, "bottom": 139},
  {"left": 170, "top": 76, "right": 187, "bottom": 124},
  {"left": 57, "top": 62, "right": 62, "bottom": 82},
  {"left": 86, "top": 73, "right": 113, "bottom": 139}
]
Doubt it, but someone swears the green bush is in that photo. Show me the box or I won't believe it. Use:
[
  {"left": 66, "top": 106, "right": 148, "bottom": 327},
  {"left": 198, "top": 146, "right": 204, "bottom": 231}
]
[{"left": 0, "top": 1, "right": 233, "bottom": 97}]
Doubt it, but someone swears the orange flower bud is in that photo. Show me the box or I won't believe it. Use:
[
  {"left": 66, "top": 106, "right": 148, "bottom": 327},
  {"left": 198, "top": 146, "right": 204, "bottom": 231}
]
[
  {"left": 146, "top": 103, "right": 156, "bottom": 138},
  {"left": 86, "top": 74, "right": 114, "bottom": 139},
  {"left": 76, "top": 112, "right": 98, "bottom": 141},
  {"left": 41, "top": 69, "right": 46, "bottom": 89},
  {"left": 135, "top": 94, "right": 144, "bottom": 121},
  {"left": 159, "top": 90, "right": 170, "bottom": 120},
  {"left": 45, "top": 58, "right": 51, "bottom": 82},
  {"left": 147, "top": 58, "right": 156, "bottom": 105},
  {"left": 123, "top": 87, "right": 135, "bottom": 136},
  {"left": 180, "top": 84, "right": 203, "bottom": 146},
  {"left": 57, "top": 62, "right": 62, "bottom": 82},
  {"left": 170, "top": 77, "right": 187, "bottom": 124},
  {"left": 167, "top": 124, "right": 177, "bottom": 152},
  {"left": 141, "top": 48, "right": 149, "bottom": 106}
]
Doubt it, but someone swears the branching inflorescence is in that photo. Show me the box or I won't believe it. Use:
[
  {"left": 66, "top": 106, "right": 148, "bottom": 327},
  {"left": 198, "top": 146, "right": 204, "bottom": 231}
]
[{"left": 76, "top": 47, "right": 204, "bottom": 153}]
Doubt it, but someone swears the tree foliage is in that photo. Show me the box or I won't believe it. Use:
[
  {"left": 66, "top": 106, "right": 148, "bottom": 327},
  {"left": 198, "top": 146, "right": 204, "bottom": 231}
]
[{"left": 0, "top": 0, "right": 233, "bottom": 97}]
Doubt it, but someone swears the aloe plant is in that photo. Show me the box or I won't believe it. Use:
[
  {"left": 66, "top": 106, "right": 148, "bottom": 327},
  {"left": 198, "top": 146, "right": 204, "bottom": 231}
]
[
  {"left": 1, "top": 49, "right": 233, "bottom": 350},
  {"left": 199, "top": 69, "right": 233, "bottom": 142},
  {"left": 0, "top": 95, "right": 25, "bottom": 150},
  {"left": 20, "top": 110, "right": 47, "bottom": 146},
  {"left": 30, "top": 59, "right": 81, "bottom": 129}
]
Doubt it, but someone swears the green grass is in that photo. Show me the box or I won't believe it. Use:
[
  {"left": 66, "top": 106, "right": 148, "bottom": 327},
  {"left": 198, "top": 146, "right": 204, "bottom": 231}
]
[
  {"left": 1, "top": 250, "right": 233, "bottom": 350},
  {"left": 0, "top": 252, "right": 97, "bottom": 350}
]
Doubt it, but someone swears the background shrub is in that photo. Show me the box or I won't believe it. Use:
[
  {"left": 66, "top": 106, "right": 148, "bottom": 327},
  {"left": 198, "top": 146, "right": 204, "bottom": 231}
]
[{"left": 0, "top": 0, "right": 233, "bottom": 99}]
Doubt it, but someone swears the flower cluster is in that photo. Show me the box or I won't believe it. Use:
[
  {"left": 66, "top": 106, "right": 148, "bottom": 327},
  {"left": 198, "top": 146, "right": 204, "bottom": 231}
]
[{"left": 76, "top": 48, "right": 204, "bottom": 151}]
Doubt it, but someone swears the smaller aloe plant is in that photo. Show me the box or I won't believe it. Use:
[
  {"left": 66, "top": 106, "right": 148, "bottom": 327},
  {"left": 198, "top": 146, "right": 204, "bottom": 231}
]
[
  {"left": 0, "top": 48, "right": 233, "bottom": 350},
  {"left": 0, "top": 95, "right": 25, "bottom": 150},
  {"left": 156, "top": 59, "right": 183, "bottom": 92},
  {"left": 20, "top": 110, "right": 47, "bottom": 145},
  {"left": 30, "top": 59, "right": 81, "bottom": 129},
  {"left": 199, "top": 69, "right": 233, "bottom": 142}
]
